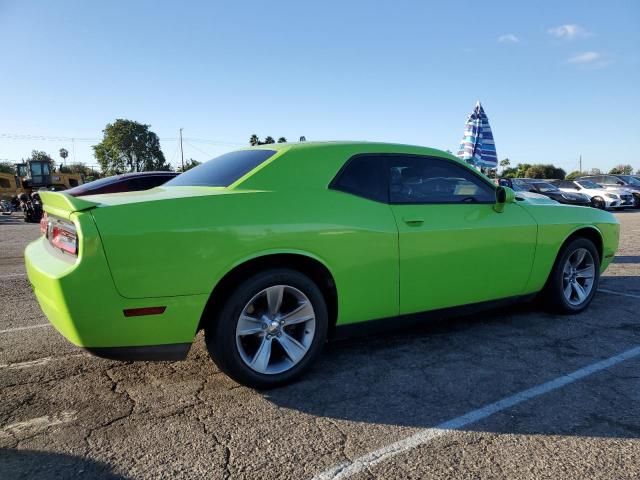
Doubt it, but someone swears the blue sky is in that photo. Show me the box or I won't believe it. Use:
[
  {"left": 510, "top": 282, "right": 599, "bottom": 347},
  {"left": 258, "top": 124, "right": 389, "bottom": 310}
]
[{"left": 1, "top": 0, "right": 638, "bottom": 173}]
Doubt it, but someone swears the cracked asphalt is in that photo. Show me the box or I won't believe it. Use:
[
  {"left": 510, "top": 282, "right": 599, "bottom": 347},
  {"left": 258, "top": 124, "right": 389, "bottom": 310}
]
[{"left": 1, "top": 210, "right": 639, "bottom": 479}]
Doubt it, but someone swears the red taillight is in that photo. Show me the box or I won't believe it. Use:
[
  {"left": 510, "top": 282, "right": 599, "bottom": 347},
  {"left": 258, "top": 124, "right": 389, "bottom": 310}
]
[
  {"left": 40, "top": 213, "right": 48, "bottom": 235},
  {"left": 50, "top": 223, "right": 78, "bottom": 256}
]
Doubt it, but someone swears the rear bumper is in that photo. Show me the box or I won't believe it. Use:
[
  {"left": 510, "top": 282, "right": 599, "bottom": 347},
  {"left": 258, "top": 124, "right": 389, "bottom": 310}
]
[
  {"left": 25, "top": 226, "right": 208, "bottom": 353},
  {"left": 85, "top": 343, "right": 191, "bottom": 361}
]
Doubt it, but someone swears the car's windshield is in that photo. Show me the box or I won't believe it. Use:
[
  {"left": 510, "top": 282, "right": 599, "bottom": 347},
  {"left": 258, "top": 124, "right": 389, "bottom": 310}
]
[
  {"left": 165, "top": 149, "right": 277, "bottom": 187},
  {"left": 532, "top": 182, "right": 558, "bottom": 192},
  {"left": 577, "top": 180, "right": 601, "bottom": 189},
  {"left": 619, "top": 175, "right": 640, "bottom": 186}
]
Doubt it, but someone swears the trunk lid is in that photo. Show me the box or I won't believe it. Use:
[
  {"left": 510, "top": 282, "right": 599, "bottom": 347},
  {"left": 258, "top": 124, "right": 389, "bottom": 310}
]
[{"left": 39, "top": 191, "right": 98, "bottom": 220}]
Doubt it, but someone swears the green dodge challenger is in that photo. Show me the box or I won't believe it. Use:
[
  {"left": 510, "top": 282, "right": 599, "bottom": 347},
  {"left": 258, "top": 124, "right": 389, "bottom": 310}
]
[{"left": 25, "top": 142, "right": 619, "bottom": 388}]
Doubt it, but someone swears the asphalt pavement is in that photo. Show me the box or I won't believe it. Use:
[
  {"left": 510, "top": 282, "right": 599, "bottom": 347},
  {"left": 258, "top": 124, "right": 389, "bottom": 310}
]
[{"left": 1, "top": 209, "right": 639, "bottom": 479}]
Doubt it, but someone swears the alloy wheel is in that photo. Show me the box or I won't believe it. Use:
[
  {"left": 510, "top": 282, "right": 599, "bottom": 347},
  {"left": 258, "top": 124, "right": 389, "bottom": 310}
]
[
  {"left": 561, "top": 248, "right": 596, "bottom": 306},
  {"left": 235, "top": 285, "right": 316, "bottom": 375}
]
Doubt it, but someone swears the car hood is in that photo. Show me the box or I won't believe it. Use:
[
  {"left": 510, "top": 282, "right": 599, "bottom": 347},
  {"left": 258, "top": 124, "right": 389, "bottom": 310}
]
[
  {"left": 515, "top": 194, "right": 559, "bottom": 205},
  {"left": 568, "top": 187, "right": 610, "bottom": 196},
  {"left": 603, "top": 187, "right": 633, "bottom": 195},
  {"left": 514, "top": 191, "right": 550, "bottom": 200}
]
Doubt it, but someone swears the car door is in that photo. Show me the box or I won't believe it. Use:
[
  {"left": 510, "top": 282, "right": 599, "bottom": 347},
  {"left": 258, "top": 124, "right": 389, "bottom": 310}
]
[{"left": 387, "top": 155, "right": 537, "bottom": 315}]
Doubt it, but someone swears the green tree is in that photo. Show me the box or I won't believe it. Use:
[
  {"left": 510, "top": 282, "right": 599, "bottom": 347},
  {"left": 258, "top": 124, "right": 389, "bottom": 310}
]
[
  {"left": 250, "top": 134, "right": 289, "bottom": 145},
  {"left": 0, "top": 161, "right": 15, "bottom": 174},
  {"left": 58, "top": 162, "right": 101, "bottom": 178},
  {"left": 501, "top": 163, "right": 531, "bottom": 179},
  {"left": 524, "top": 164, "right": 566, "bottom": 179},
  {"left": 609, "top": 164, "right": 634, "bottom": 175},
  {"left": 566, "top": 170, "right": 587, "bottom": 180},
  {"left": 93, "top": 119, "right": 168, "bottom": 174},
  {"left": 178, "top": 158, "right": 201, "bottom": 172},
  {"left": 25, "top": 150, "right": 54, "bottom": 164},
  {"left": 59, "top": 148, "right": 69, "bottom": 169},
  {"left": 499, "top": 158, "right": 510, "bottom": 172}
]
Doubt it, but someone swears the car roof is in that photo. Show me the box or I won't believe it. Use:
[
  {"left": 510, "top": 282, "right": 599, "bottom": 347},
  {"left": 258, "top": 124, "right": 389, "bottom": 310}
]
[
  {"left": 250, "top": 140, "right": 449, "bottom": 151},
  {"left": 105, "top": 171, "right": 179, "bottom": 179},
  {"left": 235, "top": 141, "right": 476, "bottom": 191}
]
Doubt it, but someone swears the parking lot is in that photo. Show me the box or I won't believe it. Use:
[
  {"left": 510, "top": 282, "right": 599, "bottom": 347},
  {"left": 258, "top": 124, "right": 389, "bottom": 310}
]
[{"left": 1, "top": 211, "right": 639, "bottom": 479}]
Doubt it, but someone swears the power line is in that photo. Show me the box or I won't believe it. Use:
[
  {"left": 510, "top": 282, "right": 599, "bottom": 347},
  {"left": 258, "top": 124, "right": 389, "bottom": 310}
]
[
  {"left": 0, "top": 132, "right": 245, "bottom": 146},
  {"left": 183, "top": 140, "right": 214, "bottom": 159}
]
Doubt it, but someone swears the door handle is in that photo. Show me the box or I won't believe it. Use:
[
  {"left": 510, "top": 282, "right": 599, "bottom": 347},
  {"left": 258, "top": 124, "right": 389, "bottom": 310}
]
[{"left": 402, "top": 217, "right": 424, "bottom": 226}]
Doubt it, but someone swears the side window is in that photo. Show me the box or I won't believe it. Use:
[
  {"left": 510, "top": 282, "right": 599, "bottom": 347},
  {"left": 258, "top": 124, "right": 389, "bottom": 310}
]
[
  {"left": 605, "top": 176, "right": 620, "bottom": 185},
  {"left": 330, "top": 155, "right": 387, "bottom": 202},
  {"left": 388, "top": 156, "right": 495, "bottom": 204}
]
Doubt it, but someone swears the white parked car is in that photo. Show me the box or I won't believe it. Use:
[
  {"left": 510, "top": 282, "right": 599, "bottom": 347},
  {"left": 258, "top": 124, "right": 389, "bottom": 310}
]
[{"left": 550, "top": 179, "right": 634, "bottom": 209}]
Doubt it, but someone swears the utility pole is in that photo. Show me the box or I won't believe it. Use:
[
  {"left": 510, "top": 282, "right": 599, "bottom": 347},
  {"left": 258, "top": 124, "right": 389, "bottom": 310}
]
[
  {"left": 179, "top": 128, "right": 185, "bottom": 172},
  {"left": 579, "top": 154, "right": 582, "bottom": 173}
]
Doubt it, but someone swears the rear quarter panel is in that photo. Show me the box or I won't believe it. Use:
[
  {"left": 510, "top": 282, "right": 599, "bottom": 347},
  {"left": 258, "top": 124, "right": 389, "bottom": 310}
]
[{"left": 91, "top": 189, "right": 400, "bottom": 325}]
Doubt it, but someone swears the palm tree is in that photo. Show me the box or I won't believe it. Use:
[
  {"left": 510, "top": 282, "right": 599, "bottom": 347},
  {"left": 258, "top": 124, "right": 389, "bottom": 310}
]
[
  {"left": 277, "top": 137, "right": 287, "bottom": 143},
  {"left": 59, "top": 148, "right": 69, "bottom": 169},
  {"left": 249, "top": 134, "right": 260, "bottom": 146},
  {"left": 264, "top": 136, "right": 275, "bottom": 144}
]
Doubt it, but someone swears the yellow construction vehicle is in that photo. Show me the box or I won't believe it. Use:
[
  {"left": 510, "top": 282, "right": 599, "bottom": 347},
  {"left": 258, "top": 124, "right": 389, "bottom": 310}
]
[
  {"left": 14, "top": 159, "right": 84, "bottom": 195},
  {"left": 0, "top": 172, "right": 18, "bottom": 202}
]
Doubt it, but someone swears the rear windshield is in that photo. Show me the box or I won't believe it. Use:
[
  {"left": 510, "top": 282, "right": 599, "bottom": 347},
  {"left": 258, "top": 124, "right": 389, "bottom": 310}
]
[
  {"left": 165, "top": 150, "right": 277, "bottom": 187},
  {"left": 66, "top": 175, "right": 122, "bottom": 195}
]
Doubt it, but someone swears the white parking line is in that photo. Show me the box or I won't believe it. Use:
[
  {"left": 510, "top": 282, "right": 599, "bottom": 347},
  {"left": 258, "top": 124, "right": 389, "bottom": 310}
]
[
  {"left": 0, "top": 323, "right": 50, "bottom": 334},
  {"left": 1, "top": 411, "right": 76, "bottom": 437},
  {"left": 0, "top": 353, "right": 87, "bottom": 369},
  {"left": 0, "top": 273, "right": 26, "bottom": 279},
  {"left": 598, "top": 288, "right": 640, "bottom": 300},
  {"left": 312, "top": 345, "right": 640, "bottom": 480}
]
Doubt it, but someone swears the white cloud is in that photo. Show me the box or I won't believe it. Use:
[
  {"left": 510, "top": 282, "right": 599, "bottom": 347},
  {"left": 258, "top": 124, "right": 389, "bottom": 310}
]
[
  {"left": 548, "top": 24, "right": 590, "bottom": 39},
  {"left": 498, "top": 34, "right": 519, "bottom": 44},
  {"left": 567, "top": 51, "right": 610, "bottom": 68},
  {"left": 568, "top": 51, "right": 601, "bottom": 63}
]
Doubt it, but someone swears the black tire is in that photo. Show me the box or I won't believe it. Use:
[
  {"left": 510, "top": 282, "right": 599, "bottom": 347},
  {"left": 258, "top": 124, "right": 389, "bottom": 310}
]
[
  {"left": 543, "top": 237, "right": 600, "bottom": 314},
  {"left": 591, "top": 196, "right": 605, "bottom": 209},
  {"left": 205, "top": 269, "right": 328, "bottom": 389}
]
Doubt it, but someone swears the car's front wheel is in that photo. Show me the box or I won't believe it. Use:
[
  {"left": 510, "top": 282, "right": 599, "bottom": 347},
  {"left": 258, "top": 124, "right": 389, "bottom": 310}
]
[
  {"left": 205, "top": 269, "right": 328, "bottom": 389},
  {"left": 591, "top": 196, "right": 605, "bottom": 209},
  {"left": 544, "top": 237, "right": 600, "bottom": 313}
]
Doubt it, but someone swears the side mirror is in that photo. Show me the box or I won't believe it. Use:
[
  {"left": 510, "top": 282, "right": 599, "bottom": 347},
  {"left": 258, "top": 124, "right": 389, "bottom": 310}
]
[
  {"left": 494, "top": 186, "right": 515, "bottom": 212},
  {"left": 617, "top": 181, "right": 624, "bottom": 185}
]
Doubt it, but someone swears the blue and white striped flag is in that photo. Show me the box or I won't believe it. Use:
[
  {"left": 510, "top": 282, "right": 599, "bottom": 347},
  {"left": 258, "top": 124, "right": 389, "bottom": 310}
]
[{"left": 457, "top": 101, "right": 498, "bottom": 169}]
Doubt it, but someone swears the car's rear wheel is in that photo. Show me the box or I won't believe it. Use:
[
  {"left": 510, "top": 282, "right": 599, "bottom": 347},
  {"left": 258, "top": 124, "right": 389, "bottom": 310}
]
[
  {"left": 591, "top": 196, "right": 605, "bottom": 209},
  {"left": 205, "top": 269, "right": 328, "bottom": 389},
  {"left": 544, "top": 237, "right": 600, "bottom": 313}
]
